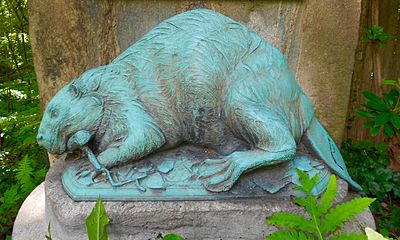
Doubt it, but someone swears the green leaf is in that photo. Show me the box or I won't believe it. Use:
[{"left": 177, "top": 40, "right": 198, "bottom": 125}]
[
  {"left": 364, "top": 28, "right": 373, "bottom": 39},
  {"left": 265, "top": 230, "right": 314, "bottom": 240},
  {"left": 378, "top": 33, "right": 394, "bottom": 39},
  {"left": 86, "top": 196, "right": 110, "bottom": 240},
  {"left": 45, "top": 222, "right": 53, "bottom": 240},
  {"left": 370, "top": 126, "right": 381, "bottom": 136},
  {"left": 293, "top": 196, "right": 308, "bottom": 208},
  {"left": 363, "top": 91, "right": 384, "bottom": 104},
  {"left": 383, "top": 80, "right": 397, "bottom": 85},
  {"left": 363, "top": 121, "right": 376, "bottom": 128},
  {"left": 162, "top": 234, "right": 185, "bottom": 240},
  {"left": 317, "top": 175, "right": 336, "bottom": 216},
  {"left": 390, "top": 114, "right": 400, "bottom": 130},
  {"left": 362, "top": 102, "right": 388, "bottom": 112},
  {"left": 372, "top": 25, "right": 383, "bottom": 35},
  {"left": 383, "top": 124, "right": 394, "bottom": 138},
  {"left": 383, "top": 93, "right": 396, "bottom": 109},
  {"left": 295, "top": 169, "right": 319, "bottom": 195},
  {"left": 356, "top": 110, "right": 376, "bottom": 119},
  {"left": 362, "top": 37, "right": 371, "bottom": 43},
  {"left": 388, "top": 88, "right": 399, "bottom": 100},
  {"left": 330, "top": 233, "right": 367, "bottom": 240},
  {"left": 320, "top": 197, "right": 375, "bottom": 234},
  {"left": 15, "top": 156, "right": 36, "bottom": 193},
  {"left": 267, "top": 213, "right": 315, "bottom": 232},
  {"left": 375, "top": 112, "right": 391, "bottom": 126},
  {"left": 0, "top": 185, "right": 22, "bottom": 211}
]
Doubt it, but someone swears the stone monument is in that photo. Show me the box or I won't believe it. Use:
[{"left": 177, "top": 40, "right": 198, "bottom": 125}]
[{"left": 14, "top": 8, "right": 374, "bottom": 240}]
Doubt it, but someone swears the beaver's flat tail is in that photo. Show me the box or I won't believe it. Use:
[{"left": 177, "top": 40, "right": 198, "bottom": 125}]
[{"left": 302, "top": 117, "right": 362, "bottom": 191}]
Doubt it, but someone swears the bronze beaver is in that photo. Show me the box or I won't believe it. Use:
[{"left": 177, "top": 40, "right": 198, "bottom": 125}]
[{"left": 37, "top": 9, "right": 361, "bottom": 192}]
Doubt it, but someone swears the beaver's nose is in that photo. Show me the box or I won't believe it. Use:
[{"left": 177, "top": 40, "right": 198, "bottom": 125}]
[{"left": 37, "top": 134, "right": 44, "bottom": 145}]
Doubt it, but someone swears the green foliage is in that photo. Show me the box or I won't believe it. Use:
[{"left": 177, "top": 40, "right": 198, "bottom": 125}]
[
  {"left": 330, "top": 233, "right": 367, "bottom": 240},
  {"left": 0, "top": 153, "right": 47, "bottom": 237},
  {"left": 266, "top": 229, "right": 314, "bottom": 240},
  {"left": 45, "top": 222, "right": 53, "bottom": 240},
  {"left": 266, "top": 170, "right": 374, "bottom": 240},
  {"left": 321, "top": 197, "right": 375, "bottom": 234},
  {"left": 362, "top": 25, "right": 393, "bottom": 46},
  {"left": 0, "top": 0, "right": 48, "bottom": 238},
  {"left": 162, "top": 234, "right": 185, "bottom": 240},
  {"left": 341, "top": 140, "right": 400, "bottom": 238},
  {"left": 86, "top": 197, "right": 110, "bottom": 240},
  {"left": 356, "top": 78, "right": 400, "bottom": 138}
]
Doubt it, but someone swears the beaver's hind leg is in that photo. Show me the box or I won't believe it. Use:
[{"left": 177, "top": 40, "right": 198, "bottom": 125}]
[{"left": 197, "top": 105, "right": 296, "bottom": 192}]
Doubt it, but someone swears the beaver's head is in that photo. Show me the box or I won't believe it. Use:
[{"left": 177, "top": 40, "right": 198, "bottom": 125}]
[{"left": 37, "top": 77, "right": 104, "bottom": 154}]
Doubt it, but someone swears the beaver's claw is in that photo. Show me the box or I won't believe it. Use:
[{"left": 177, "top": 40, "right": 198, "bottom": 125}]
[
  {"left": 76, "top": 161, "right": 101, "bottom": 182},
  {"left": 196, "top": 154, "right": 244, "bottom": 192}
]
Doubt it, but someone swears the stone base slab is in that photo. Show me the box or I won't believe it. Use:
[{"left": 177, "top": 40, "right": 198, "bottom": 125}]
[
  {"left": 12, "top": 182, "right": 47, "bottom": 240},
  {"left": 13, "top": 159, "right": 375, "bottom": 240},
  {"left": 62, "top": 145, "right": 333, "bottom": 201}
]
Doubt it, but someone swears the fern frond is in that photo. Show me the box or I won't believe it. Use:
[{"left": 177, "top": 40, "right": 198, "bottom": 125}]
[
  {"left": 293, "top": 196, "right": 308, "bottom": 208},
  {"left": 330, "top": 233, "right": 367, "bottom": 240},
  {"left": 266, "top": 170, "right": 373, "bottom": 240},
  {"left": 15, "top": 155, "right": 36, "bottom": 192},
  {"left": 320, "top": 197, "right": 375, "bottom": 234},
  {"left": 265, "top": 229, "right": 314, "bottom": 240},
  {"left": 317, "top": 175, "right": 337, "bottom": 217},
  {"left": 293, "top": 170, "right": 320, "bottom": 217},
  {"left": 267, "top": 212, "right": 315, "bottom": 232},
  {"left": 294, "top": 169, "right": 319, "bottom": 194},
  {"left": 0, "top": 185, "right": 22, "bottom": 211},
  {"left": 293, "top": 196, "right": 317, "bottom": 224},
  {"left": 34, "top": 167, "right": 48, "bottom": 182}
]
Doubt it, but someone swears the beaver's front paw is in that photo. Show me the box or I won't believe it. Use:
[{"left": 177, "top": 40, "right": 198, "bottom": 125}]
[
  {"left": 196, "top": 153, "right": 245, "bottom": 192},
  {"left": 76, "top": 161, "right": 101, "bottom": 182}
]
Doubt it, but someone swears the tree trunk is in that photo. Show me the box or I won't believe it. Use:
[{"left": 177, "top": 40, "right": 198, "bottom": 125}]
[
  {"left": 344, "top": 0, "right": 400, "bottom": 144},
  {"left": 388, "top": 135, "right": 400, "bottom": 171},
  {"left": 344, "top": 0, "right": 400, "bottom": 171}
]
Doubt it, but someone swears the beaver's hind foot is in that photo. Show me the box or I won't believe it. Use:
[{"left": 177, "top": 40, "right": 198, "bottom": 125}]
[{"left": 197, "top": 148, "right": 296, "bottom": 192}]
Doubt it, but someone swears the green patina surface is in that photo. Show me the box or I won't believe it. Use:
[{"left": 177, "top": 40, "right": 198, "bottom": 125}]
[
  {"left": 62, "top": 146, "right": 331, "bottom": 201},
  {"left": 38, "top": 9, "right": 360, "bottom": 200}
]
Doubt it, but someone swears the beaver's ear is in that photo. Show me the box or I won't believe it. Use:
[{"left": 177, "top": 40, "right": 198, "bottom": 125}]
[{"left": 69, "top": 83, "right": 82, "bottom": 98}]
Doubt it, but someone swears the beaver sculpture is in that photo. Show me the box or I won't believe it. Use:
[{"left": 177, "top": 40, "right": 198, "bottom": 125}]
[{"left": 37, "top": 9, "right": 361, "bottom": 193}]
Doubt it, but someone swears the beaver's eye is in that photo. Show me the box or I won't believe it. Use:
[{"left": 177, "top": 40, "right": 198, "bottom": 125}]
[{"left": 50, "top": 109, "right": 59, "bottom": 118}]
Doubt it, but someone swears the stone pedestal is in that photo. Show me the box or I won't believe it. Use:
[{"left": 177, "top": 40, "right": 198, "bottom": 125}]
[
  {"left": 12, "top": 182, "right": 47, "bottom": 239},
  {"left": 13, "top": 159, "right": 375, "bottom": 240}
]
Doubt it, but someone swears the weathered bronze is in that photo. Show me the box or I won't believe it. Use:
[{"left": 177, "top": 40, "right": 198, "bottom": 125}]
[{"left": 37, "top": 9, "right": 361, "bottom": 200}]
